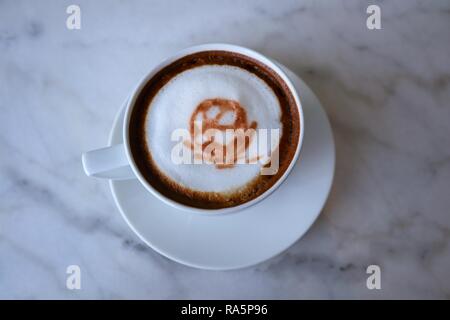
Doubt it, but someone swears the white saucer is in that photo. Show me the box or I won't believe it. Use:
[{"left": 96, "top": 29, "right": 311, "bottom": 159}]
[{"left": 108, "top": 66, "right": 335, "bottom": 270}]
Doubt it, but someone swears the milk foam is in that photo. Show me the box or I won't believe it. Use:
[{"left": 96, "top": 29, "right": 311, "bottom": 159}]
[{"left": 145, "top": 65, "right": 282, "bottom": 193}]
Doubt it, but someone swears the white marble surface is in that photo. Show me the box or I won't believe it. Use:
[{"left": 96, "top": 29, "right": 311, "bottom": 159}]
[{"left": 1, "top": 0, "right": 450, "bottom": 299}]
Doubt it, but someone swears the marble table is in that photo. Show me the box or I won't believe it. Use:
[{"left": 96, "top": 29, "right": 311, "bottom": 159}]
[{"left": 1, "top": 0, "right": 449, "bottom": 299}]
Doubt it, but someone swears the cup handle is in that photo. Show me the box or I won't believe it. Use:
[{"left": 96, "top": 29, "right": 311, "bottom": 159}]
[{"left": 82, "top": 143, "right": 135, "bottom": 180}]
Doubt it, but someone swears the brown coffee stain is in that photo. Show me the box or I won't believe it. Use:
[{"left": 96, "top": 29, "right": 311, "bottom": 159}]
[{"left": 183, "top": 98, "right": 258, "bottom": 168}]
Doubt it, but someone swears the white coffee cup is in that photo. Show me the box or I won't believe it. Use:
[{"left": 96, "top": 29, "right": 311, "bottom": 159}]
[{"left": 82, "top": 44, "right": 304, "bottom": 214}]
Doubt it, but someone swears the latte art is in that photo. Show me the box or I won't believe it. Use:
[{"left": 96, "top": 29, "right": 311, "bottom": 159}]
[
  {"left": 184, "top": 98, "right": 258, "bottom": 169},
  {"left": 146, "top": 64, "right": 282, "bottom": 193},
  {"left": 129, "top": 51, "right": 300, "bottom": 209}
]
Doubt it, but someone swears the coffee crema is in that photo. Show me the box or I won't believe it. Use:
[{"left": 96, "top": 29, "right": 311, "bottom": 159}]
[{"left": 129, "top": 51, "right": 300, "bottom": 209}]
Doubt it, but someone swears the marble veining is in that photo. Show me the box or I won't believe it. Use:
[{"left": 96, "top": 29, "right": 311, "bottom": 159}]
[{"left": 0, "top": 0, "right": 449, "bottom": 299}]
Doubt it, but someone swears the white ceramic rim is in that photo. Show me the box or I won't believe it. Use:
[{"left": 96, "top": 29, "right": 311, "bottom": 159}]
[{"left": 121, "top": 43, "right": 305, "bottom": 214}]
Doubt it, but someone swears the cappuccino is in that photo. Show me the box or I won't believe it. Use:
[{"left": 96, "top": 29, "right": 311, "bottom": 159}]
[{"left": 129, "top": 51, "right": 300, "bottom": 209}]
